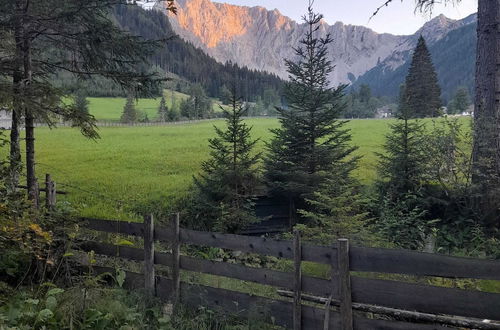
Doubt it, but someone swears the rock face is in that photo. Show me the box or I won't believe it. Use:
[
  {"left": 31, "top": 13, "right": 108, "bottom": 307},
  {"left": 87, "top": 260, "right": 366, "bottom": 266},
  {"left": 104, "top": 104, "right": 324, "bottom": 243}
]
[{"left": 155, "top": 0, "right": 475, "bottom": 86}]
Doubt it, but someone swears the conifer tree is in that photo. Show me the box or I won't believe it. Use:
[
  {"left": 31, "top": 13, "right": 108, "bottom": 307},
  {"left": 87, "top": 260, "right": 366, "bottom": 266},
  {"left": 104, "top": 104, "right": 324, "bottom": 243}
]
[
  {"left": 447, "top": 87, "right": 470, "bottom": 114},
  {"left": 168, "top": 103, "right": 180, "bottom": 121},
  {"left": 264, "top": 5, "right": 357, "bottom": 215},
  {"left": 377, "top": 100, "right": 428, "bottom": 198},
  {"left": 157, "top": 95, "right": 168, "bottom": 122},
  {"left": 402, "top": 36, "right": 442, "bottom": 118},
  {"left": 194, "top": 90, "right": 260, "bottom": 233},
  {"left": 120, "top": 94, "right": 137, "bottom": 123},
  {"left": 74, "top": 91, "right": 89, "bottom": 115}
]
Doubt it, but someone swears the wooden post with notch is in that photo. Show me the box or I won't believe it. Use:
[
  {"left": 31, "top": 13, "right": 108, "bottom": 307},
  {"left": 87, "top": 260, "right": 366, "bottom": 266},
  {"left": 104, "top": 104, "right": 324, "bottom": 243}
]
[
  {"left": 45, "top": 174, "right": 56, "bottom": 209},
  {"left": 337, "top": 239, "right": 353, "bottom": 330},
  {"left": 172, "top": 213, "right": 181, "bottom": 307},
  {"left": 293, "top": 229, "right": 302, "bottom": 330},
  {"left": 144, "top": 214, "right": 155, "bottom": 302},
  {"left": 324, "top": 238, "right": 339, "bottom": 330}
]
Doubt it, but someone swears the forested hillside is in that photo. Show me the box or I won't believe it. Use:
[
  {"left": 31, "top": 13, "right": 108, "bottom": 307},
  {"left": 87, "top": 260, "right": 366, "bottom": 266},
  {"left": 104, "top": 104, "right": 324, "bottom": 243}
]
[
  {"left": 353, "top": 22, "right": 476, "bottom": 102},
  {"left": 54, "top": 5, "right": 284, "bottom": 101}
]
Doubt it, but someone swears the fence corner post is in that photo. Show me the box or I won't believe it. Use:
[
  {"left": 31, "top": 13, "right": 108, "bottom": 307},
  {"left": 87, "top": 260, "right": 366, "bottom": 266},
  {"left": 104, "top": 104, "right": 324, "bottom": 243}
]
[
  {"left": 172, "top": 213, "right": 181, "bottom": 307},
  {"left": 293, "top": 229, "right": 302, "bottom": 330},
  {"left": 337, "top": 238, "right": 353, "bottom": 330},
  {"left": 144, "top": 214, "right": 155, "bottom": 302}
]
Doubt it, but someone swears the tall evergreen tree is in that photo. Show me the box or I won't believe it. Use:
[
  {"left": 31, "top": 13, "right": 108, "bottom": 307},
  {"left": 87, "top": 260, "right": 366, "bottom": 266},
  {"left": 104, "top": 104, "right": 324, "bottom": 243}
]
[
  {"left": 194, "top": 90, "right": 260, "bottom": 233},
  {"left": 157, "top": 95, "right": 168, "bottom": 122},
  {"left": 120, "top": 94, "right": 137, "bottom": 124},
  {"left": 264, "top": 5, "right": 358, "bottom": 217},
  {"left": 402, "top": 36, "right": 442, "bottom": 118}
]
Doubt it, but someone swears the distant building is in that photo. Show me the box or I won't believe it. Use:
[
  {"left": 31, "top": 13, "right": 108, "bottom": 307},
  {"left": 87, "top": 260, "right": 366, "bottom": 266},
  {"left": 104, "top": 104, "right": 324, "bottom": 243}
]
[
  {"left": 375, "top": 105, "right": 392, "bottom": 119},
  {"left": 0, "top": 110, "right": 11, "bottom": 129}
]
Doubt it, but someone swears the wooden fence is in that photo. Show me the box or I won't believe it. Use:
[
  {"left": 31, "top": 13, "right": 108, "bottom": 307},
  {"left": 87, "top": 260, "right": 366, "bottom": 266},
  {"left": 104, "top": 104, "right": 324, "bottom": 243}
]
[{"left": 78, "top": 215, "right": 500, "bottom": 330}]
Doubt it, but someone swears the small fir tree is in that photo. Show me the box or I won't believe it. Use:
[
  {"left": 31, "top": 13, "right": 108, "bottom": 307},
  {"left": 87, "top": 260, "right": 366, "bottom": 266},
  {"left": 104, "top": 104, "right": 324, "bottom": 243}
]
[
  {"left": 377, "top": 101, "right": 429, "bottom": 198},
  {"left": 157, "top": 96, "right": 169, "bottom": 122},
  {"left": 402, "top": 36, "right": 442, "bottom": 118},
  {"left": 74, "top": 91, "right": 89, "bottom": 115},
  {"left": 194, "top": 90, "right": 261, "bottom": 233},
  {"left": 264, "top": 5, "right": 358, "bottom": 216},
  {"left": 447, "top": 87, "right": 470, "bottom": 114},
  {"left": 120, "top": 94, "right": 137, "bottom": 123}
]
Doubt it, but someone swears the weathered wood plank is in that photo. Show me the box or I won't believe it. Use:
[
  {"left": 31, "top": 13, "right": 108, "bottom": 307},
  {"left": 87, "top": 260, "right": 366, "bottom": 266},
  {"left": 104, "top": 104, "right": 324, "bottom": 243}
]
[
  {"left": 172, "top": 214, "right": 181, "bottom": 306},
  {"left": 293, "top": 229, "right": 302, "bottom": 330},
  {"left": 79, "top": 241, "right": 335, "bottom": 297},
  {"left": 351, "top": 276, "right": 500, "bottom": 321},
  {"left": 81, "top": 218, "right": 144, "bottom": 237},
  {"left": 279, "top": 289, "right": 500, "bottom": 330},
  {"left": 338, "top": 239, "right": 353, "bottom": 330},
  {"left": 350, "top": 246, "right": 500, "bottom": 280},
  {"left": 158, "top": 276, "right": 453, "bottom": 330},
  {"left": 172, "top": 227, "right": 335, "bottom": 264},
  {"left": 85, "top": 266, "right": 458, "bottom": 330},
  {"left": 79, "top": 241, "right": 144, "bottom": 261},
  {"left": 144, "top": 214, "right": 155, "bottom": 300}
]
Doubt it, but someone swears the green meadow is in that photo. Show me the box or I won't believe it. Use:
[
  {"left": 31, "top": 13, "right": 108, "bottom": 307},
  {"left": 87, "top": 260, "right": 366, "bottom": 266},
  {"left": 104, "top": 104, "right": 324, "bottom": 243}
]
[
  {"left": 16, "top": 118, "right": 390, "bottom": 220},
  {"left": 87, "top": 90, "right": 227, "bottom": 122}
]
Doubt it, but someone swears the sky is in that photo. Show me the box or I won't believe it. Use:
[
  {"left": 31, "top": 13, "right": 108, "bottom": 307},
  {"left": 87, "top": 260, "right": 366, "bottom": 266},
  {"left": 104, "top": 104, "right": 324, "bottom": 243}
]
[{"left": 219, "top": 0, "right": 478, "bottom": 35}]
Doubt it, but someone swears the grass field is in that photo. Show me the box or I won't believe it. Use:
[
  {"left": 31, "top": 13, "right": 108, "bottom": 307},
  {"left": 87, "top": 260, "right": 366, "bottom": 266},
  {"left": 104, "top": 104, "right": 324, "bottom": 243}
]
[
  {"left": 11, "top": 118, "right": 392, "bottom": 220},
  {"left": 87, "top": 90, "right": 228, "bottom": 122}
]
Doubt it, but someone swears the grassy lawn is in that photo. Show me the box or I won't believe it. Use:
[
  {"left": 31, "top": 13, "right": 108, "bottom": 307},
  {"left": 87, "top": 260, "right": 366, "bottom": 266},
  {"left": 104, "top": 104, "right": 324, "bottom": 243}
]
[
  {"left": 11, "top": 118, "right": 390, "bottom": 220},
  {"left": 87, "top": 90, "right": 228, "bottom": 122}
]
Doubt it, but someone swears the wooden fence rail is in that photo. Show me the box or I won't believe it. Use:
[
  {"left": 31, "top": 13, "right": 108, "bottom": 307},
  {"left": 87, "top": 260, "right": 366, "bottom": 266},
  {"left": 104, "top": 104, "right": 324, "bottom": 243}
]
[{"left": 79, "top": 216, "right": 500, "bottom": 330}]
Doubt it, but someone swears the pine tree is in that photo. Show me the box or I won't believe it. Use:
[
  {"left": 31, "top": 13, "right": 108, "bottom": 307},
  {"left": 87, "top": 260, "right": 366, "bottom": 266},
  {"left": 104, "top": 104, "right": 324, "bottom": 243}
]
[
  {"left": 447, "top": 87, "right": 470, "bottom": 114},
  {"left": 168, "top": 102, "right": 180, "bottom": 121},
  {"left": 264, "top": 5, "right": 358, "bottom": 216},
  {"left": 74, "top": 91, "right": 89, "bottom": 115},
  {"left": 194, "top": 90, "right": 260, "bottom": 233},
  {"left": 402, "top": 36, "right": 442, "bottom": 118},
  {"left": 120, "top": 94, "right": 137, "bottom": 124},
  {"left": 157, "top": 95, "right": 168, "bottom": 122},
  {"left": 377, "top": 98, "right": 429, "bottom": 199}
]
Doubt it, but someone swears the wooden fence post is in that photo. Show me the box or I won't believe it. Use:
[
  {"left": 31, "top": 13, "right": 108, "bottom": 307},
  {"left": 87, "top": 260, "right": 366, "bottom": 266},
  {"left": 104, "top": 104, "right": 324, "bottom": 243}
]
[
  {"left": 45, "top": 174, "right": 56, "bottom": 209},
  {"left": 337, "top": 239, "right": 353, "bottom": 330},
  {"left": 30, "top": 179, "right": 39, "bottom": 209},
  {"left": 144, "top": 214, "right": 155, "bottom": 301},
  {"left": 293, "top": 229, "right": 302, "bottom": 330},
  {"left": 172, "top": 213, "right": 181, "bottom": 307},
  {"left": 324, "top": 239, "right": 339, "bottom": 330}
]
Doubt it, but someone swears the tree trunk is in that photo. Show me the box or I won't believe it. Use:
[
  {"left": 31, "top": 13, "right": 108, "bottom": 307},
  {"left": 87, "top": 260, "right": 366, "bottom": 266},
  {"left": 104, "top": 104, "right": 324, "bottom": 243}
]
[
  {"left": 8, "top": 0, "right": 25, "bottom": 191},
  {"left": 472, "top": 0, "right": 500, "bottom": 227},
  {"left": 23, "top": 36, "right": 36, "bottom": 202}
]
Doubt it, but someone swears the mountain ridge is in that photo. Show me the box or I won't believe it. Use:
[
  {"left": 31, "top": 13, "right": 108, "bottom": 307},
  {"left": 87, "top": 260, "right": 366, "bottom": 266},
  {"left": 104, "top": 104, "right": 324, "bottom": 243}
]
[{"left": 154, "top": 0, "right": 476, "bottom": 87}]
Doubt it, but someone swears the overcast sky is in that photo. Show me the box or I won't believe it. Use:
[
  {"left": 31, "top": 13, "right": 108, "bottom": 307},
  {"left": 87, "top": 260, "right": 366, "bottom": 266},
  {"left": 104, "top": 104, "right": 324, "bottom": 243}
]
[{"left": 219, "top": 0, "right": 477, "bottom": 35}]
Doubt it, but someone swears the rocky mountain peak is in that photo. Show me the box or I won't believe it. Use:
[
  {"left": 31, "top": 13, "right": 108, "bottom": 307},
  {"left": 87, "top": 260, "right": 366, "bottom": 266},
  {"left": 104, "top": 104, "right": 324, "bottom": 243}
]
[{"left": 155, "top": 0, "right": 476, "bottom": 86}]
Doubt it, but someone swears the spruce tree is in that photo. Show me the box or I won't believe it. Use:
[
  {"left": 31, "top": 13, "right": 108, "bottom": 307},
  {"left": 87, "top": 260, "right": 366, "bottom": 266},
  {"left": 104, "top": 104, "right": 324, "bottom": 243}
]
[
  {"left": 402, "top": 36, "right": 442, "bottom": 118},
  {"left": 194, "top": 90, "right": 260, "bottom": 233},
  {"left": 377, "top": 101, "right": 428, "bottom": 198},
  {"left": 375, "top": 93, "right": 432, "bottom": 249},
  {"left": 447, "top": 87, "right": 470, "bottom": 114},
  {"left": 157, "top": 95, "right": 168, "bottom": 122},
  {"left": 74, "top": 91, "right": 89, "bottom": 115},
  {"left": 120, "top": 94, "right": 137, "bottom": 123},
  {"left": 264, "top": 5, "right": 357, "bottom": 216}
]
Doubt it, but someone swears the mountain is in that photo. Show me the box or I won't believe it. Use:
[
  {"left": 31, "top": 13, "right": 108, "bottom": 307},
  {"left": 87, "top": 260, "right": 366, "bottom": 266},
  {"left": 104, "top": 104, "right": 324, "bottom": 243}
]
[
  {"left": 353, "top": 20, "right": 476, "bottom": 102},
  {"left": 57, "top": 5, "right": 284, "bottom": 100},
  {"left": 156, "top": 0, "right": 475, "bottom": 92}
]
